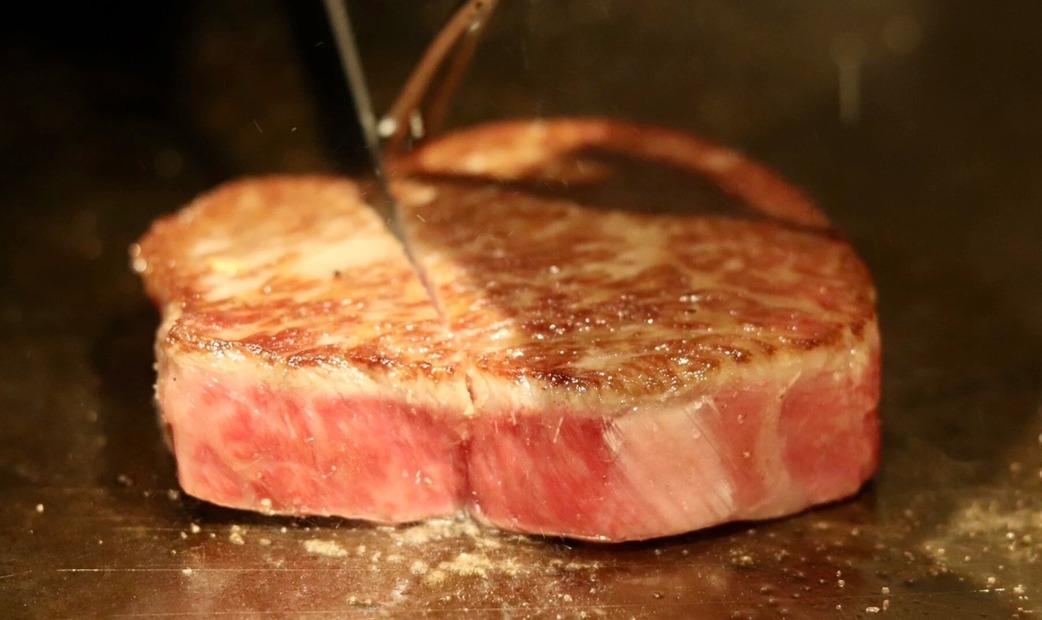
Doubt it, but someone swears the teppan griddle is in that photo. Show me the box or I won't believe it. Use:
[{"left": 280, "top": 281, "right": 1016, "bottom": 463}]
[{"left": 2, "top": 2, "right": 1041, "bottom": 617}]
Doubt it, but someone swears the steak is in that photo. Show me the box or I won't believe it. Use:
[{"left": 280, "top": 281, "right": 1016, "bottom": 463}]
[{"left": 135, "top": 118, "right": 880, "bottom": 541}]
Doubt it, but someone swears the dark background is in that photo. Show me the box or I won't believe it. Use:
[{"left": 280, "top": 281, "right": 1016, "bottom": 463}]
[{"left": 3, "top": 2, "right": 1042, "bottom": 617}]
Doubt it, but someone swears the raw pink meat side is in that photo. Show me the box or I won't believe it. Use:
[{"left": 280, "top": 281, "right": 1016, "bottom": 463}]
[
  {"left": 158, "top": 359, "right": 468, "bottom": 522},
  {"left": 779, "top": 350, "right": 881, "bottom": 501},
  {"left": 466, "top": 355, "right": 879, "bottom": 542}
]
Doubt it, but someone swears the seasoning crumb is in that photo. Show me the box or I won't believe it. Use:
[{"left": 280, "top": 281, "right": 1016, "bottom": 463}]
[
  {"left": 180, "top": 531, "right": 188, "bottom": 539},
  {"left": 438, "top": 551, "right": 493, "bottom": 578},
  {"left": 987, "top": 576, "right": 997, "bottom": 586},
  {"left": 35, "top": 503, "right": 44, "bottom": 513},
  {"left": 280, "top": 526, "right": 288, "bottom": 534},
  {"left": 837, "top": 579, "right": 846, "bottom": 588},
  {"left": 304, "top": 539, "right": 348, "bottom": 557},
  {"left": 166, "top": 489, "right": 181, "bottom": 501},
  {"left": 1013, "top": 584, "right": 1026, "bottom": 595},
  {"left": 182, "top": 568, "right": 193, "bottom": 576},
  {"left": 229, "top": 525, "right": 246, "bottom": 545},
  {"left": 425, "top": 569, "right": 447, "bottom": 585},
  {"left": 410, "top": 560, "right": 429, "bottom": 576},
  {"left": 881, "top": 586, "right": 890, "bottom": 595},
  {"left": 563, "top": 560, "right": 600, "bottom": 572},
  {"left": 259, "top": 538, "right": 272, "bottom": 546},
  {"left": 883, "top": 599, "right": 890, "bottom": 611},
  {"left": 393, "top": 514, "right": 482, "bottom": 545},
  {"left": 190, "top": 523, "right": 201, "bottom": 534},
  {"left": 866, "top": 606, "right": 880, "bottom": 613}
]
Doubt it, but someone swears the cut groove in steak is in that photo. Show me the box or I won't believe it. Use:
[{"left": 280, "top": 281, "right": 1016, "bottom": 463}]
[{"left": 134, "top": 118, "right": 880, "bottom": 541}]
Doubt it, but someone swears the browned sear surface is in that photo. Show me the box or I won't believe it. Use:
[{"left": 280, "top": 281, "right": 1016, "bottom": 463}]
[{"left": 133, "top": 176, "right": 462, "bottom": 381}]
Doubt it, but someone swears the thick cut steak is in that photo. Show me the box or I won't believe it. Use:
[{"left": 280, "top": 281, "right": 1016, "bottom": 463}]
[
  {"left": 395, "top": 119, "right": 880, "bottom": 541},
  {"left": 134, "top": 119, "right": 880, "bottom": 541},
  {"left": 133, "top": 177, "right": 472, "bottom": 521}
]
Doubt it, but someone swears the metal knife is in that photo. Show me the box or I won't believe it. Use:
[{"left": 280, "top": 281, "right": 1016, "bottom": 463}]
[
  {"left": 319, "top": 0, "right": 405, "bottom": 245},
  {"left": 320, "top": 0, "right": 499, "bottom": 249}
]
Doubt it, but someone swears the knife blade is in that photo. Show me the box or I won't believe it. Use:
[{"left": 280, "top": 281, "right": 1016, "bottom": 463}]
[{"left": 320, "top": 0, "right": 407, "bottom": 246}]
